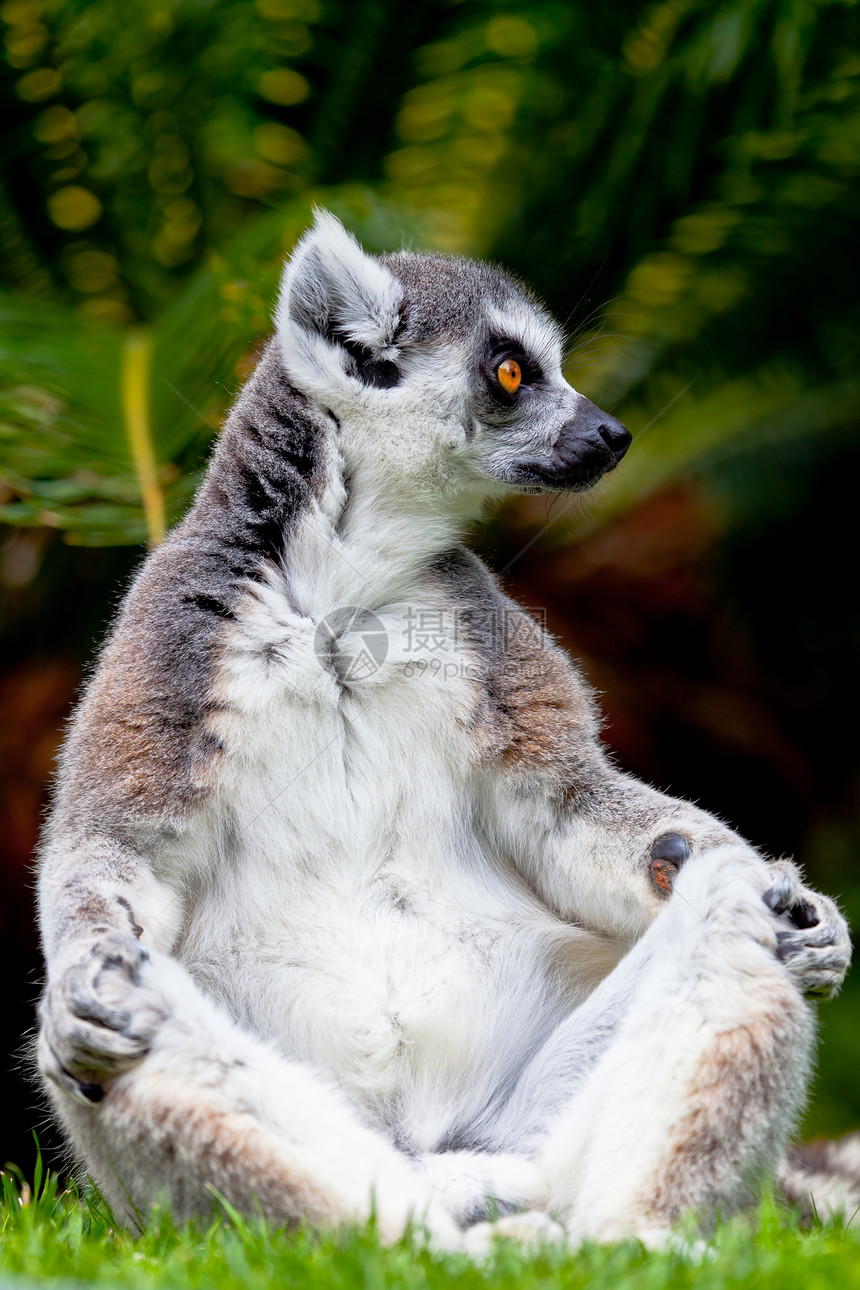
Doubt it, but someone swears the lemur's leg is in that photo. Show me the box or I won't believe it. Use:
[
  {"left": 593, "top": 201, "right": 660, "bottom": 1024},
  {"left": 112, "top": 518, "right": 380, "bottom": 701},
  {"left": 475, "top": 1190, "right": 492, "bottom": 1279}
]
[
  {"left": 480, "top": 594, "right": 850, "bottom": 1005},
  {"left": 37, "top": 838, "right": 459, "bottom": 1246},
  {"left": 40, "top": 948, "right": 460, "bottom": 1246},
  {"left": 480, "top": 846, "right": 819, "bottom": 1244}
]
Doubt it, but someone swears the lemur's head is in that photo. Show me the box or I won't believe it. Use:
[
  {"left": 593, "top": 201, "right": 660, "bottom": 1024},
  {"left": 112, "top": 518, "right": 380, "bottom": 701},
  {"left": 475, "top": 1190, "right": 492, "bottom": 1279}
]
[{"left": 276, "top": 211, "right": 631, "bottom": 513}]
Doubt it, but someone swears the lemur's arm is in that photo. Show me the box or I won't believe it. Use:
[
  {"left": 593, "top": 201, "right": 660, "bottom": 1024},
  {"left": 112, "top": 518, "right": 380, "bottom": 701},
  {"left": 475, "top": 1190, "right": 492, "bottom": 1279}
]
[
  {"left": 37, "top": 573, "right": 205, "bottom": 1101},
  {"left": 38, "top": 831, "right": 184, "bottom": 1102},
  {"left": 37, "top": 525, "right": 227, "bottom": 1100},
  {"left": 474, "top": 582, "right": 851, "bottom": 1000},
  {"left": 487, "top": 739, "right": 849, "bottom": 1001},
  {"left": 38, "top": 345, "right": 321, "bottom": 1103}
]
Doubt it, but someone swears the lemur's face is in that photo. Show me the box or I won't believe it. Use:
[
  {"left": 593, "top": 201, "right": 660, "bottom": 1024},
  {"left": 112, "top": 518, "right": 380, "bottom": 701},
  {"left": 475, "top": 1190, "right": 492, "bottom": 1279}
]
[{"left": 276, "top": 212, "right": 631, "bottom": 511}]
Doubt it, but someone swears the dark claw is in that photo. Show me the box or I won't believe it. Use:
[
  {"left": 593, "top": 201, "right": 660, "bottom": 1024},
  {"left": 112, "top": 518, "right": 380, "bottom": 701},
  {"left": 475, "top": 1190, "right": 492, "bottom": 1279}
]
[
  {"left": 56, "top": 1053, "right": 105, "bottom": 1104},
  {"left": 763, "top": 883, "right": 792, "bottom": 916},
  {"left": 764, "top": 886, "right": 820, "bottom": 930},
  {"left": 790, "top": 899, "right": 819, "bottom": 931},
  {"left": 78, "top": 1081, "right": 105, "bottom": 1104},
  {"left": 651, "top": 834, "right": 692, "bottom": 865},
  {"left": 68, "top": 985, "right": 131, "bottom": 1032},
  {"left": 776, "top": 930, "right": 798, "bottom": 961},
  {"left": 96, "top": 942, "right": 148, "bottom": 987},
  {"left": 650, "top": 834, "right": 691, "bottom": 897}
]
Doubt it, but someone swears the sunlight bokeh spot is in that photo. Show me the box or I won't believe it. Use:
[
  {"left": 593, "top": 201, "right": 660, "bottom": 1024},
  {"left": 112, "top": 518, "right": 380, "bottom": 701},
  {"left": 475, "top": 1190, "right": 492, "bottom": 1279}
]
[
  {"left": 32, "top": 104, "right": 77, "bottom": 143},
  {"left": 47, "top": 186, "right": 102, "bottom": 231},
  {"left": 15, "top": 65, "right": 60, "bottom": 100},
  {"left": 258, "top": 67, "right": 310, "bottom": 106},
  {"left": 253, "top": 122, "right": 307, "bottom": 165},
  {"left": 485, "top": 16, "right": 538, "bottom": 60}
]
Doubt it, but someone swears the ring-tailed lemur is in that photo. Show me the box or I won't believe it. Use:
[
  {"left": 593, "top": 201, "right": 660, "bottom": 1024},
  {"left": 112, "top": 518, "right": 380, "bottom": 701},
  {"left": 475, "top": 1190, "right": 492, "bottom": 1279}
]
[{"left": 37, "top": 211, "right": 853, "bottom": 1251}]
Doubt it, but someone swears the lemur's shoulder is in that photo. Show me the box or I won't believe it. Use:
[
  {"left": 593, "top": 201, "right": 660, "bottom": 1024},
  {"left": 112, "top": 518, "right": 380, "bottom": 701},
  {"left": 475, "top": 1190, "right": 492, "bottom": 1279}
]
[
  {"left": 431, "top": 546, "right": 603, "bottom": 787},
  {"left": 51, "top": 344, "right": 326, "bottom": 831}
]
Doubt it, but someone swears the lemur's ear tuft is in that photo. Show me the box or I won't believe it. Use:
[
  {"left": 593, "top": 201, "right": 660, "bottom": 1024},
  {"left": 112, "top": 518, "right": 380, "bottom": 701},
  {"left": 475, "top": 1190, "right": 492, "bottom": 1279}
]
[{"left": 276, "top": 211, "right": 402, "bottom": 374}]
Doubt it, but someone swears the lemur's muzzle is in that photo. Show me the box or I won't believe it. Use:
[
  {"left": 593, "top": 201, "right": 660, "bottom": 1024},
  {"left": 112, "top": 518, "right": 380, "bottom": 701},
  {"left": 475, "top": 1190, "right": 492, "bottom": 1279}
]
[{"left": 515, "top": 398, "right": 632, "bottom": 492}]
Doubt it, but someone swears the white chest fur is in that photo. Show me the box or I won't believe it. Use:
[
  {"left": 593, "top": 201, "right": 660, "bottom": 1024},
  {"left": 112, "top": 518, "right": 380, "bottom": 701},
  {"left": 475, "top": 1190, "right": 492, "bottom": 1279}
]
[{"left": 170, "top": 529, "right": 588, "bottom": 1147}]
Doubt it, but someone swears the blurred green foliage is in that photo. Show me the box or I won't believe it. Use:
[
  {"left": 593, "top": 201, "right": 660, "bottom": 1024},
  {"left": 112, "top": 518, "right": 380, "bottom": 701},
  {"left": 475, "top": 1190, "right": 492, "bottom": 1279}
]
[{"left": 1, "top": 0, "right": 859, "bottom": 544}]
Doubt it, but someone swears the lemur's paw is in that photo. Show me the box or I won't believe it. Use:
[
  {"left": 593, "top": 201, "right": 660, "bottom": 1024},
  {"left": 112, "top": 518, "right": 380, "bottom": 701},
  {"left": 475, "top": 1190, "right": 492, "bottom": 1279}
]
[
  {"left": 420, "top": 1149, "right": 548, "bottom": 1225},
  {"left": 38, "top": 934, "right": 165, "bottom": 1105},
  {"left": 462, "top": 1210, "right": 565, "bottom": 1259},
  {"left": 763, "top": 861, "right": 851, "bottom": 999}
]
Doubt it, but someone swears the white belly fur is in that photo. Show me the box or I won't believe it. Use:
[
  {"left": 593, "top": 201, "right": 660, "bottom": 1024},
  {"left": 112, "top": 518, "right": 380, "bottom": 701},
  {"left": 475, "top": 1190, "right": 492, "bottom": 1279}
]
[{"left": 169, "top": 577, "right": 588, "bottom": 1149}]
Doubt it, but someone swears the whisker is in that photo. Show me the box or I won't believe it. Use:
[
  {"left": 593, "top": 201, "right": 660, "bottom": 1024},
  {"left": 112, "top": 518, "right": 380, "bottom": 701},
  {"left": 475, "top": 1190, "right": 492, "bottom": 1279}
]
[{"left": 632, "top": 376, "right": 700, "bottom": 443}]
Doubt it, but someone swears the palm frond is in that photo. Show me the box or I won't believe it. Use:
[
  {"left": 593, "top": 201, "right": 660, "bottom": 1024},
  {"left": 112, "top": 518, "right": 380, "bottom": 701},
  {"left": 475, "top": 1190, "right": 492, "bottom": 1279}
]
[
  {"left": 1, "top": 0, "right": 858, "bottom": 549},
  {"left": 0, "top": 189, "right": 432, "bottom": 544}
]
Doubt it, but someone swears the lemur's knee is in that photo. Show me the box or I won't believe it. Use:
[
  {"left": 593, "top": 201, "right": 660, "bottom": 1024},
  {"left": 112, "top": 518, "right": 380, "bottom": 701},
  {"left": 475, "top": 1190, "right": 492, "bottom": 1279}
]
[
  {"left": 651, "top": 844, "right": 776, "bottom": 957},
  {"left": 645, "top": 1008, "right": 813, "bottom": 1230}
]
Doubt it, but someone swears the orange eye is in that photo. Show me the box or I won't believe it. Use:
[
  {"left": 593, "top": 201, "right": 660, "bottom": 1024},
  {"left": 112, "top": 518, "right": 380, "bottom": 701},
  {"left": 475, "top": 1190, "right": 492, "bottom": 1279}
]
[{"left": 497, "top": 358, "right": 522, "bottom": 395}]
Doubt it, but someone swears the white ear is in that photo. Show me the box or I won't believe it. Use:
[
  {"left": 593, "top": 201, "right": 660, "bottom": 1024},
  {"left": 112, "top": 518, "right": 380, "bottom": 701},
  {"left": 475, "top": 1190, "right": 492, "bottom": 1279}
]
[{"left": 275, "top": 211, "right": 403, "bottom": 388}]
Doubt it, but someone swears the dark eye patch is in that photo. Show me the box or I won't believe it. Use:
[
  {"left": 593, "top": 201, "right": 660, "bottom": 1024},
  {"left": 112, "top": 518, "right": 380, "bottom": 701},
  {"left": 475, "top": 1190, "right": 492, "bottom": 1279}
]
[{"left": 329, "top": 328, "right": 402, "bottom": 389}]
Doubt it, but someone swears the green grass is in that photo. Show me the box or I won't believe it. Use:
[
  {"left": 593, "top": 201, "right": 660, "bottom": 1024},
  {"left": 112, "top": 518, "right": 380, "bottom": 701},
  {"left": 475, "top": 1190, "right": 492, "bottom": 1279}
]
[{"left": 3, "top": 1166, "right": 860, "bottom": 1290}]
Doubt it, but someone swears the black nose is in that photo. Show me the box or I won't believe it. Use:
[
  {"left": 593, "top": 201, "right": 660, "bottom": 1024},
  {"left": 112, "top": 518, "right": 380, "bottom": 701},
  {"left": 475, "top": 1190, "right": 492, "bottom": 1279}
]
[
  {"left": 561, "top": 397, "right": 632, "bottom": 465},
  {"left": 597, "top": 414, "right": 632, "bottom": 460},
  {"left": 510, "top": 397, "right": 633, "bottom": 493}
]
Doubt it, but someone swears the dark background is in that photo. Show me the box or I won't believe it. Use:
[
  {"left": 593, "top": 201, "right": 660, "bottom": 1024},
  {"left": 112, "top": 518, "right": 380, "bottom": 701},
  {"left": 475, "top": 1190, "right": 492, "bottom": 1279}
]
[{"left": 2, "top": 0, "right": 859, "bottom": 1177}]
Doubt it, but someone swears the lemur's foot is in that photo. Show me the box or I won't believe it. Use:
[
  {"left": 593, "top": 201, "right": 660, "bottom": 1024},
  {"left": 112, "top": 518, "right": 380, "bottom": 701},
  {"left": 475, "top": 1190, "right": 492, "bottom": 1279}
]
[
  {"left": 763, "top": 861, "right": 851, "bottom": 999},
  {"left": 462, "top": 1209, "right": 566, "bottom": 1259},
  {"left": 38, "top": 934, "right": 165, "bottom": 1105},
  {"left": 420, "top": 1149, "right": 548, "bottom": 1225}
]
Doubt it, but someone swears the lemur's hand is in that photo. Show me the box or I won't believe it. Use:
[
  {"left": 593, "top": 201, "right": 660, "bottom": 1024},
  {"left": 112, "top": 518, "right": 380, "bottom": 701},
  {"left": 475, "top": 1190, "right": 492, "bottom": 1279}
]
[
  {"left": 763, "top": 861, "right": 851, "bottom": 1000},
  {"left": 38, "top": 934, "right": 164, "bottom": 1106}
]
